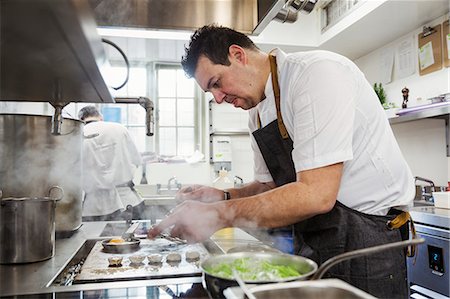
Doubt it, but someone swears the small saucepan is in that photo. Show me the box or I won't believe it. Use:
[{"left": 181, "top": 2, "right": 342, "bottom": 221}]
[{"left": 201, "top": 238, "right": 424, "bottom": 298}]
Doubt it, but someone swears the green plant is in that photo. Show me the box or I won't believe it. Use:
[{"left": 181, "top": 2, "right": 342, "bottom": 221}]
[
  {"left": 373, "top": 83, "right": 397, "bottom": 109},
  {"left": 373, "top": 83, "right": 387, "bottom": 106}
]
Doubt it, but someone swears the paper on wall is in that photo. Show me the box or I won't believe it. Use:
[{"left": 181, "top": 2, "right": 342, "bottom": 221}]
[
  {"left": 447, "top": 34, "right": 450, "bottom": 59},
  {"left": 418, "top": 41, "right": 434, "bottom": 70},
  {"left": 395, "top": 36, "right": 415, "bottom": 79},
  {"left": 380, "top": 47, "right": 394, "bottom": 84}
]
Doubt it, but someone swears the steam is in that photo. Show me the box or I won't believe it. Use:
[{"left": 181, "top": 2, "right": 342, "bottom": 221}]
[{"left": 0, "top": 115, "right": 83, "bottom": 232}]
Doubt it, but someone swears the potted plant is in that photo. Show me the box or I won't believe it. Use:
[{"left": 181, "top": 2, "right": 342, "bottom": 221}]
[{"left": 373, "top": 83, "right": 398, "bottom": 117}]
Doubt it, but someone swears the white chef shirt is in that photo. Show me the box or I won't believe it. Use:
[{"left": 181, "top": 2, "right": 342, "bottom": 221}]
[
  {"left": 82, "top": 121, "right": 143, "bottom": 217},
  {"left": 249, "top": 49, "right": 414, "bottom": 215}
]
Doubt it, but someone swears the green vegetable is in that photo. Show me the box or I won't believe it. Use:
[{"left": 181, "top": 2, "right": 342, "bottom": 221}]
[{"left": 206, "top": 257, "right": 303, "bottom": 281}]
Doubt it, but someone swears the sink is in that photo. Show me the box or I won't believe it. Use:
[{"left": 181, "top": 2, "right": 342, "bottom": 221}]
[
  {"left": 134, "top": 184, "right": 179, "bottom": 199},
  {"left": 413, "top": 201, "right": 435, "bottom": 207}
]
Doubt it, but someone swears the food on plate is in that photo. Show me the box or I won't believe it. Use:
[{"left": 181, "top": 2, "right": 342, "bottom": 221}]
[
  {"left": 108, "top": 238, "right": 125, "bottom": 244},
  {"left": 185, "top": 250, "right": 200, "bottom": 261},
  {"left": 129, "top": 254, "right": 145, "bottom": 264},
  {"left": 148, "top": 254, "right": 163, "bottom": 264},
  {"left": 166, "top": 252, "right": 182, "bottom": 263},
  {"left": 205, "top": 257, "right": 302, "bottom": 281},
  {"left": 108, "top": 256, "right": 123, "bottom": 267}
]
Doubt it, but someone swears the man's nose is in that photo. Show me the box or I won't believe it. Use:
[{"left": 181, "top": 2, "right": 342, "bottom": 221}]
[{"left": 211, "top": 90, "right": 225, "bottom": 104}]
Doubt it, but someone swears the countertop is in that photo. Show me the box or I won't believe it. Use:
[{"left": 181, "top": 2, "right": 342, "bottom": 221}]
[{"left": 0, "top": 221, "right": 260, "bottom": 298}]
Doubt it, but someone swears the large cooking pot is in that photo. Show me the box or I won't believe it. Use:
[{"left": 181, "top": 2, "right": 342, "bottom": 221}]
[
  {"left": 201, "top": 238, "right": 424, "bottom": 298},
  {"left": 0, "top": 114, "right": 83, "bottom": 234},
  {"left": 0, "top": 186, "right": 64, "bottom": 264}
]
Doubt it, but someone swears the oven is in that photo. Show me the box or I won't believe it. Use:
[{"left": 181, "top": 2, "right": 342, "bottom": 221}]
[{"left": 408, "top": 207, "right": 450, "bottom": 298}]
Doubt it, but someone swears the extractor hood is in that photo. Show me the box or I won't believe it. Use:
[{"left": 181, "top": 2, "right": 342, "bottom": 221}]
[
  {"left": 0, "top": 0, "right": 114, "bottom": 104},
  {"left": 90, "top": 0, "right": 318, "bottom": 35}
]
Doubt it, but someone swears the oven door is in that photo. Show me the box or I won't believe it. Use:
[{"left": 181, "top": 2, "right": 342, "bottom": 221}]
[{"left": 408, "top": 224, "right": 449, "bottom": 297}]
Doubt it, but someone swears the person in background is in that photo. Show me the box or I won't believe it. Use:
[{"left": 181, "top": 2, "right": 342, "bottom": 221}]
[
  {"left": 148, "top": 25, "right": 415, "bottom": 298},
  {"left": 79, "top": 105, "right": 144, "bottom": 221}
]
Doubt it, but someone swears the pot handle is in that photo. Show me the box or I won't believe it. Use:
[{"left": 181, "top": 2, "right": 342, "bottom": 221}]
[
  {"left": 311, "top": 238, "right": 425, "bottom": 280},
  {"left": 48, "top": 186, "right": 64, "bottom": 201}
]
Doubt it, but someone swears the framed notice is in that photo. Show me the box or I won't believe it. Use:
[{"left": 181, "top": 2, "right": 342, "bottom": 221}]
[
  {"left": 443, "top": 20, "right": 450, "bottom": 68},
  {"left": 418, "top": 24, "right": 442, "bottom": 76}
]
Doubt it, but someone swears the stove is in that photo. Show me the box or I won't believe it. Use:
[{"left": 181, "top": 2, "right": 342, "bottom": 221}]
[
  {"left": 51, "top": 221, "right": 222, "bottom": 287},
  {"left": 408, "top": 206, "right": 450, "bottom": 298}
]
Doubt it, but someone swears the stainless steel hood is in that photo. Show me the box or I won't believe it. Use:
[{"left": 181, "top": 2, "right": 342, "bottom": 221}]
[
  {"left": 90, "top": 0, "right": 318, "bottom": 35},
  {"left": 0, "top": 0, "right": 114, "bottom": 104}
]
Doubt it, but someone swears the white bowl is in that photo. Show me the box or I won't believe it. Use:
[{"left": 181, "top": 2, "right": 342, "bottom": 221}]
[{"left": 433, "top": 192, "right": 450, "bottom": 209}]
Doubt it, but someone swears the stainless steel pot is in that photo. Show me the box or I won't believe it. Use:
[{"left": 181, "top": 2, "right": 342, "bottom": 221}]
[
  {"left": 0, "top": 186, "right": 64, "bottom": 264},
  {"left": 201, "top": 238, "right": 424, "bottom": 298},
  {"left": 0, "top": 114, "right": 83, "bottom": 233}
]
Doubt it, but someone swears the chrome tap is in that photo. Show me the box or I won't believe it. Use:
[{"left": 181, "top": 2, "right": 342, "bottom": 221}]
[
  {"left": 234, "top": 176, "right": 244, "bottom": 188},
  {"left": 414, "top": 176, "right": 435, "bottom": 202},
  {"left": 168, "top": 176, "right": 178, "bottom": 190}
]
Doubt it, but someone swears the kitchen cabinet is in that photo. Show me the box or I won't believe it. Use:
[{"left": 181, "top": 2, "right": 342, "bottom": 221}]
[{"left": 258, "top": 0, "right": 449, "bottom": 61}]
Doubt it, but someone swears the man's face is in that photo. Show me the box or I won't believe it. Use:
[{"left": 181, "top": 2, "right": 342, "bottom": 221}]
[{"left": 194, "top": 50, "right": 263, "bottom": 110}]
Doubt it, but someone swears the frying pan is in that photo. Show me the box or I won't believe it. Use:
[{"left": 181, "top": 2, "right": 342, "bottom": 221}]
[
  {"left": 101, "top": 237, "right": 141, "bottom": 253},
  {"left": 201, "top": 238, "right": 424, "bottom": 298}
]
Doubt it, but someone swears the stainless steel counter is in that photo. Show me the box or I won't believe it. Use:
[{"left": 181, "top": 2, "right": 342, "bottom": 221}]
[
  {"left": 410, "top": 205, "right": 450, "bottom": 229},
  {"left": 0, "top": 222, "right": 260, "bottom": 297}
]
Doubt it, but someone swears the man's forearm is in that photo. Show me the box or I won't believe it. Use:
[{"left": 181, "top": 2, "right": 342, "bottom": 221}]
[{"left": 226, "top": 180, "right": 276, "bottom": 199}]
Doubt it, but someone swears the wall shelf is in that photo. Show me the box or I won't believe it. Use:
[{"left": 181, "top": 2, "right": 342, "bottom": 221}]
[{"left": 389, "top": 104, "right": 450, "bottom": 156}]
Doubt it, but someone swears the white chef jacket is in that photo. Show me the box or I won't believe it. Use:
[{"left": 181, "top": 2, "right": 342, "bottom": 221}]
[
  {"left": 249, "top": 49, "right": 414, "bottom": 215},
  {"left": 82, "top": 121, "right": 143, "bottom": 217}
]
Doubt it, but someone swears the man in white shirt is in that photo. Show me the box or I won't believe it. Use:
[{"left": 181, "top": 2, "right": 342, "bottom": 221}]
[
  {"left": 148, "top": 25, "right": 415, "bottom": 298},
  {"left": 79, "top": 106, "right": 144, "bottom": 221}
]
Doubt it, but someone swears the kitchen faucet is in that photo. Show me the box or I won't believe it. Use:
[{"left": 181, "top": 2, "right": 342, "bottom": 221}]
[
  {"left": 167, "top": 176, "right": 178, "bottom": 190},
  {"left": 156, "top": 176, "right": 182, "bottom": 194},
  {"left": 234, "top": 176, "right": 244, "bottom": 188}
]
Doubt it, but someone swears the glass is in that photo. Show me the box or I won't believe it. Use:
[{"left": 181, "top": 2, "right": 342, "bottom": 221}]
[
  {"left": 128, "top": 67, "right": 147, "bottom": 96},
  {"left": 158, "top": 69, "right": 176, "bottom": 97},
  {"left": 176, "top": 69, "right": 195, "bottom": 97},
  {"left": 177, "top": 98, "right": 194, "bottom": 126},
  {"left": 158, "top": 98, "right": 176, "bottom": 126},
  {"left": 127, "top": 105, "right": 146, "bottom": 126},
  {"left": 159, "top": 127, "right": 176, "bottom": 156},
  {"left": 177, "top": 127, "right": 195, "bottom": 156},
  {"left": 127, "top": 127, "right": 147, "bottom": 153}
]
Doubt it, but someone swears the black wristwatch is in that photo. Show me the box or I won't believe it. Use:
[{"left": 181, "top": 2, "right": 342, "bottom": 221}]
[{"left": 224, "top": 191, "right": 231, "bottom": 200}]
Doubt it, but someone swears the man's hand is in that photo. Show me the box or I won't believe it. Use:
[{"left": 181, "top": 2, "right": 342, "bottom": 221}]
[
  {"left": 147, "top": 200, "right": 228, "bottom": 243},
  {"left": 175, "top": 185, "right": 225, "bottom": 203}
]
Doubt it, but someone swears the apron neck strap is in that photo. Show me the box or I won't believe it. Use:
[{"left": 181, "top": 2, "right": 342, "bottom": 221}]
[{"left": 266, "top": 54, "right": 289, "bottom": 139}]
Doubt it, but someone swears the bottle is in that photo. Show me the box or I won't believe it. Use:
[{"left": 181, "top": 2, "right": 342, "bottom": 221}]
[{"left": 213, "top": 169, "right": 233, "bottom": 190}]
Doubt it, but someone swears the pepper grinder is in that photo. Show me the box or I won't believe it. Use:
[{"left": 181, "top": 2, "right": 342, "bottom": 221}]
[{"left": 402, "top": 87, "right": 409, "bottom": 108}]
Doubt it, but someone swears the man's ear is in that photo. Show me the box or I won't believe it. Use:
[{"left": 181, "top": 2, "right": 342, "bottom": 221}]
[{"left": 228, "top": 45, "right": 247, "bottom": 64}]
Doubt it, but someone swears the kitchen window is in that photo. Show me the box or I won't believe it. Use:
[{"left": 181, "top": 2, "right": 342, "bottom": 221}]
[
  {"left": 88, "top": 63, "right": 200, "bottom": 159},
  {"left": 156, "top": 65, "right": 198, "bottom": 157}
]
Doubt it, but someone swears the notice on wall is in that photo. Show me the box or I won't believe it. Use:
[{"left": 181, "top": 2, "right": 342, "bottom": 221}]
[
  {"left": 447, "top": 34, "right": 450, "bottom": 59},
  {"left": 395, "top": 36, "right": 415, "bottom": 79},
  {"left": 419, "top": 41, "right": 435, "bottom": 70},
  {"left": 380, "top": 47, "right": 394, "bottom": 84}
]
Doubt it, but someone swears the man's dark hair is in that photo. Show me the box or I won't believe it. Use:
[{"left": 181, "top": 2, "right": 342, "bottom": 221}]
[
  {"left": 181, "top": 24, "right": 259, "bottom": 78},
  {"left": 78, "top": 105, "right": 101, "bottom": 121}
]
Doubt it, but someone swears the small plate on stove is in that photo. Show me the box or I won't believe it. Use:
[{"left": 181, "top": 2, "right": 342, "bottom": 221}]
[{"left": 101, "top": 237, "right": 141, "bottom": 253}]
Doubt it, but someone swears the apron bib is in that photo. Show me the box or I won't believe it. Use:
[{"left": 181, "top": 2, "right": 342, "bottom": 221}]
[{"left": 252, "top": 54, "right": 408, "bottom": 298}]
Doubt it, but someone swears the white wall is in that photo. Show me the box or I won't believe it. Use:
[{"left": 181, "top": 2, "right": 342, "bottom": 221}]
[{"left": 354, "top": 13, "right": 450, "bottom": 186}]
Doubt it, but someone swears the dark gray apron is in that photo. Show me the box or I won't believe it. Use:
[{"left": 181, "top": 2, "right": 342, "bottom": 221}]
[{"left": 252, "top": 55, "right": 408, "bottom": 298}]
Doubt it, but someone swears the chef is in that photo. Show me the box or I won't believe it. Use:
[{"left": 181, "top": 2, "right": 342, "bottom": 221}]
[
  {"left": 148, "top": 25, "right": 415, "bottom": 298},
  {"left": 79, "top": 106, "right": 144, "bottom": 221}
]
